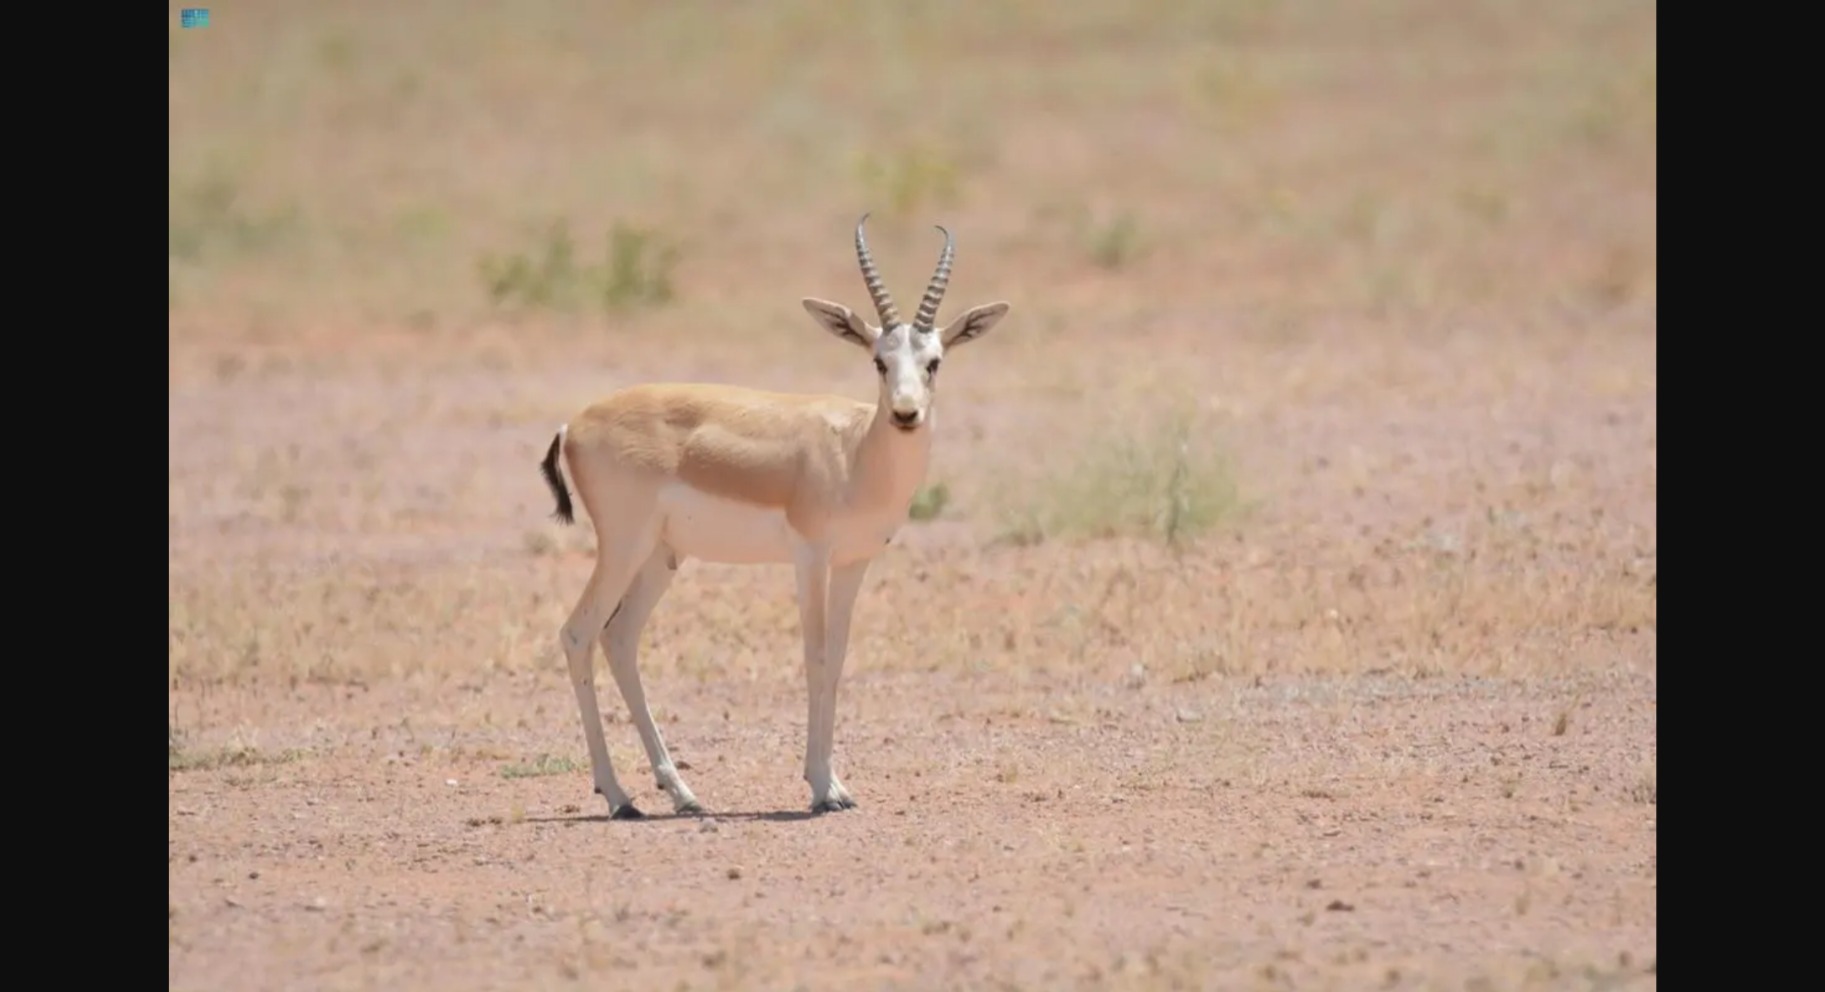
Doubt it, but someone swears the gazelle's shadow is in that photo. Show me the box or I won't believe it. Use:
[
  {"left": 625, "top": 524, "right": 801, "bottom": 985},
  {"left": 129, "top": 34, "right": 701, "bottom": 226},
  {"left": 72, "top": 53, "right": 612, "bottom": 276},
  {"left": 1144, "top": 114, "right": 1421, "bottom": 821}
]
[{"left": 524, "top": 807, "right": 824, "bottom": 825}]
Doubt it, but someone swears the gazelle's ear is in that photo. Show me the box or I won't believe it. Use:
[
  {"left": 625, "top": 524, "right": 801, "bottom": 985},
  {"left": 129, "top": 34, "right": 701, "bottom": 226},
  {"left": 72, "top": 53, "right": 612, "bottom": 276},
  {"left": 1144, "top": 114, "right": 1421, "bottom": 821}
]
[
  {"left": 938, "top": 302, "right": 1010, "bottom": 350},
  {"left": 802, "top": 298, "right": 878, "bottom": 350}
]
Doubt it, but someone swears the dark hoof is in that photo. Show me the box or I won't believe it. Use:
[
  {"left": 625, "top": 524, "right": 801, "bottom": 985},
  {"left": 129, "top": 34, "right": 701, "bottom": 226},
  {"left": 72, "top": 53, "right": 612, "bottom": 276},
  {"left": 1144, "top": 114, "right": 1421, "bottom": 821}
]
[
  {"left": 610, "top": 803, "right": 647, "bottom": 821},
  {"left": 811, "top": 799, "right": 852, "bottom": 814},
  {"left": 677, "top": 801, "right": 705, "bottom": 816}
]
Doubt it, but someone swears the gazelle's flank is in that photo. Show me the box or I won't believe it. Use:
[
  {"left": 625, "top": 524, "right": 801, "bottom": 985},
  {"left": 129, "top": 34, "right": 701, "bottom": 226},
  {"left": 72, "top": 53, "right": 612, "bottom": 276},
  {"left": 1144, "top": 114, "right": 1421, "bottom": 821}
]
[{"left": 538, "top": 215, "right": 1010, "bottom": 817}]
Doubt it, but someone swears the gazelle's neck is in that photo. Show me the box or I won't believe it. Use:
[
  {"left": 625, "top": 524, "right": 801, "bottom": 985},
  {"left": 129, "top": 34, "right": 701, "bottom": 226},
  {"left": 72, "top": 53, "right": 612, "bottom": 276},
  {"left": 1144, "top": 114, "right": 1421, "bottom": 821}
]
[{"left": 852, "top": 399, "right": 933, "bottom": 510}]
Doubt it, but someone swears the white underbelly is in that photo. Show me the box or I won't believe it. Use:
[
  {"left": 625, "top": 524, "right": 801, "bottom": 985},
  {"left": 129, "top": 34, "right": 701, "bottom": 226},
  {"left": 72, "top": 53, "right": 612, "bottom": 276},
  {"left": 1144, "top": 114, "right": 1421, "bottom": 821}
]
[
  {"left": 656, "top": 483, "right": 903, "bottom": 566},
  {"left": 658, "top": 484, "right": 796, "bottom": 564}
]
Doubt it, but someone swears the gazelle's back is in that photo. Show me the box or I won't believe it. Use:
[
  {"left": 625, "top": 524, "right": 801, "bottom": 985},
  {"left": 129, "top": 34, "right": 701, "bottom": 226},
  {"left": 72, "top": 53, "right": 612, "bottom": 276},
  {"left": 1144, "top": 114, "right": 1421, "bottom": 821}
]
[{"left": 566, "top": 383, "right": 872, "bottom": 511}]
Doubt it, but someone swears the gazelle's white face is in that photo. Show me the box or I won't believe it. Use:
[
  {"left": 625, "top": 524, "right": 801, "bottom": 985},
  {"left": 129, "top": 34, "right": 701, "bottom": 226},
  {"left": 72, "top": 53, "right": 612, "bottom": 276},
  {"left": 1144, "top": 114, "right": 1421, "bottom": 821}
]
[
  {"left": 801, "top": 301, "right": 1011, "bottom": 433},
  {"left": 871, "top": 323, "right": 945, "bottom": 431}
]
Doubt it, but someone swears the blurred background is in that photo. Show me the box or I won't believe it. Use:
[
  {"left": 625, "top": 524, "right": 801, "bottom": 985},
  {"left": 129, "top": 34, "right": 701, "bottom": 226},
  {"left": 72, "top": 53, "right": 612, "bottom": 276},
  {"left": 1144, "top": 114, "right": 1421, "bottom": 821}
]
[
  {"left": 169, "top": 0, "right": 1656, "bottom": 683},
  {"left": 168, "top": 0, "right": 1655, "bottom": 352}
]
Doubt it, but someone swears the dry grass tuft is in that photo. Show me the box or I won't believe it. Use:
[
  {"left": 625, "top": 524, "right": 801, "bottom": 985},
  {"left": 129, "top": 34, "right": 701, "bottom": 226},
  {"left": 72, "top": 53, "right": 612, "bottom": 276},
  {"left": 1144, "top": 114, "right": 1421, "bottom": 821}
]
[
  {"left": 169, "top": 741, "right": 305, "bottom": 773},
  {"left": 991, "top": 401, "right": 1245, "bottom": 549},
  {"left": 1629, "top": 762, "right": 1657, "bottom": 805}
]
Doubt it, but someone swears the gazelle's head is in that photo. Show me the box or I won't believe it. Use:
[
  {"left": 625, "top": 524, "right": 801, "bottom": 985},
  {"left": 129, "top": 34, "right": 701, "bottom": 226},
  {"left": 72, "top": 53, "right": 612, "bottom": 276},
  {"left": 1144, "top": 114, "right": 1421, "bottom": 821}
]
[{"left": 803, "top": 214, "right": 1010, "bottom": 433}]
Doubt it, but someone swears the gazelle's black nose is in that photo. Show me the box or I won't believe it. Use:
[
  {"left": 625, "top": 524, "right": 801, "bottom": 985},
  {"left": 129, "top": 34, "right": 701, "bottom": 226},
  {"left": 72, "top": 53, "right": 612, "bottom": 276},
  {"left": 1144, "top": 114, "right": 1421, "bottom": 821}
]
[{"left": 891, "top": 410, "right": 919, "bottom": 427}]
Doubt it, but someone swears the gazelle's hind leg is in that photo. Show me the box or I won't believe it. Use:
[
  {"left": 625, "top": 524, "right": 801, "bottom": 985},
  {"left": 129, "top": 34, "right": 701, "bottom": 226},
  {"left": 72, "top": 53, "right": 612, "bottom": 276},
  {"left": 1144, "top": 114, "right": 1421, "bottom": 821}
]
[
  {"left": 560, "top": 490, "right": 660, "bottom": 820},
  {"left": 602, "top": 546, "right": 700, "bottom": 814}
]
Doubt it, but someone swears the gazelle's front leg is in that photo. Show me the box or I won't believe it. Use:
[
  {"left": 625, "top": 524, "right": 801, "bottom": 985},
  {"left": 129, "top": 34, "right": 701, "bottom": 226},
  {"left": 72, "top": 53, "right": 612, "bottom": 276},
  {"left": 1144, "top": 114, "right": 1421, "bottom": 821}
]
[
  {"left": 792, "top": 545, "right": 844, "bottom": 812},
  {"left": 813, "top": 558, "right": 873, "bottom": 811}
]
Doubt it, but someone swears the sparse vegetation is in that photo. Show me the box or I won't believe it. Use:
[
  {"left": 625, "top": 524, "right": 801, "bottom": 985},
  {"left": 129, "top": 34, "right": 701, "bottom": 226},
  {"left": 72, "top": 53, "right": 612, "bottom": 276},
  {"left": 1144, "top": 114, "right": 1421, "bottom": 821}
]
[
  {"left": 479, "top": 221, "right": 678, "bottom": 315},
  {"left": 994, "top": 404, "right": 1243, "bottom": 547},
  {"left": 169, "top": 743, "right": 305, "bottom": 773},
  {"left": 1629, "top": 763, "right": 1657, "bottom": 805},
  {"left": 1086, "top": 212, "right": 1145, "bottom": 270},
  {"left": 1188, "top": 56, "right": 1281, "bottom": 132},
  {"left": 500, "top": 754, "right": 581, "bottom": 779},
  {"left": 601, "top": 223, "right": 681, "bottom": 311},
  {"left": 168, "top": 170, "right": 299, "bottom": 264},
  {"left": 908, "top": 482, "right": 951, "bottom": 522},
  {"left": 523, "top": 530, "right": 558, "bottom": 557},
  {"left": 856, "top": 146, "right": 963, "bottom": 220}
]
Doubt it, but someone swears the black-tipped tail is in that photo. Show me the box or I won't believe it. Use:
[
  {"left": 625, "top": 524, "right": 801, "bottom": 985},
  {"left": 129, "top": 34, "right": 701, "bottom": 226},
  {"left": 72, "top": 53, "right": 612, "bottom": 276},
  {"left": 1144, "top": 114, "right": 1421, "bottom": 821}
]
[{"left": 539, "top": 431, "right": 575, "bottom": 525}]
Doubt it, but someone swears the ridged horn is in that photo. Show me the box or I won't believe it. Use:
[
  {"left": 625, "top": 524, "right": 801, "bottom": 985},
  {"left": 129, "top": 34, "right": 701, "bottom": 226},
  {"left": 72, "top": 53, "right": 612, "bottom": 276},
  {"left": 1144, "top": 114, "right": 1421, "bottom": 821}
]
[
  {"left": 853, "top": 213, "right": 901, "bottom": 328},
  {"left": 913, "top": 225, "right": 954, "bottom": 332}
]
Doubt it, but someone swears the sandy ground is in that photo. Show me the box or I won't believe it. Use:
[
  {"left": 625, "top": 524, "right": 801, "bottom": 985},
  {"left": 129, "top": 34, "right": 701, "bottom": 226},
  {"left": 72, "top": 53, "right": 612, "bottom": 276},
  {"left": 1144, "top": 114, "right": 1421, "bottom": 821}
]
[
  {"left": 168, "top": 324, "right": 1656, "bottom": 992},
  {"left": 169, "top": 670, "right": 1654, "bottom": 991}
]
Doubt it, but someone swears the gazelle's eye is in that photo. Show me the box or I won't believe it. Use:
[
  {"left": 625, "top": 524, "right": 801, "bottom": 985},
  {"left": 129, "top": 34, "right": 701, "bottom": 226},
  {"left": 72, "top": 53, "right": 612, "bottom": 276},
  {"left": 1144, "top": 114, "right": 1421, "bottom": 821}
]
[
  {"left": 927, "top": 359, "right": 940, "bottom": 376},
  {"left": 873, "top": 358, "right": 887, "bottom": 375}
]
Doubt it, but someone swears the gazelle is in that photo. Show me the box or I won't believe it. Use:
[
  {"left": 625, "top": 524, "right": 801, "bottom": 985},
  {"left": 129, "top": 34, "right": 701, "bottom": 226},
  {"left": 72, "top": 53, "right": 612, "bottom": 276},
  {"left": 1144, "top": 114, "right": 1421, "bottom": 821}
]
[{"left": 537, "top": 215, "right": 1010, "bottom": 817}]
